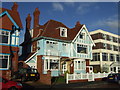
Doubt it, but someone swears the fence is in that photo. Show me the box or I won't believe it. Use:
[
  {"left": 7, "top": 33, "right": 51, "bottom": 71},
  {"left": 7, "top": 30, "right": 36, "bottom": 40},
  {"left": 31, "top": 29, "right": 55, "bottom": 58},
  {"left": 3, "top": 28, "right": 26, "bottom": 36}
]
[{"left": 66, "top": 72, "right": 110, "bottom": 84}]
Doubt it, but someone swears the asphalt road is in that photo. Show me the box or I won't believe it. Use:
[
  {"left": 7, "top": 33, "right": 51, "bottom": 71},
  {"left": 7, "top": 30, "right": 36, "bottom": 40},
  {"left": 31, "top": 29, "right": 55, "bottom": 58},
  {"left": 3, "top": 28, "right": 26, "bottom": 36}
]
[{"left": 21, "top": 81, "right": 120, "bottom": 90}]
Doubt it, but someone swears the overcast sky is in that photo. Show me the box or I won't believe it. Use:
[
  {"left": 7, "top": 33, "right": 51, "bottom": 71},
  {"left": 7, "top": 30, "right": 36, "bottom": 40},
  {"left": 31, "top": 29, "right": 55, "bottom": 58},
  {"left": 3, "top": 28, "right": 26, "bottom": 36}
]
[{"left": 2, "top": 2, "right": 119, "bottom": 44}]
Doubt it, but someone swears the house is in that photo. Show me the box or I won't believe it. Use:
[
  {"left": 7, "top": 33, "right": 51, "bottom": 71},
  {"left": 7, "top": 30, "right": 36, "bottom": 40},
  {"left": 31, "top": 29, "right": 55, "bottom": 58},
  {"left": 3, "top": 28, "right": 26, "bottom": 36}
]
[
  {"left": 90, "top": 29, "right": 120, "bottom": 73},
  {"left": 20, "top": 8, "right": 95, "bottom": 85},
  {"left": 0, "top": 3, "right": 23, "bottom": 79}
]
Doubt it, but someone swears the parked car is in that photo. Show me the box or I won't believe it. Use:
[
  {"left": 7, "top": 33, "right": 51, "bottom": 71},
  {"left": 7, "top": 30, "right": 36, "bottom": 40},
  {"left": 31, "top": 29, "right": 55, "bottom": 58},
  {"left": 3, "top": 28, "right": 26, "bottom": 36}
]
[
  {"left": 0, "top": 77, "right": 22, "bottom": 90},
  {"left": 12, "top": 68, "right": 40, "bottom": 82},
  {"left": 107, "top": 73, "right": 120, "bottom": 84}
]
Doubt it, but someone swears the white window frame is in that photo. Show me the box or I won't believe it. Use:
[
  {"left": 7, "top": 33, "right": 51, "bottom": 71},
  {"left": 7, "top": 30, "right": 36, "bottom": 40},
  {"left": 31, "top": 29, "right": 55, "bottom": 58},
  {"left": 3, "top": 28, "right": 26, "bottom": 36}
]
[
  {"left": 44, "top": 59, "right": 59, "bottom": 71},
  {"left": 0, "top": 55, "right": 10, "bottom": 70},
  {"left": 29, "top": 29, "right": 33, "bottom": 37},
  {"left": 0, "top": 30, "right": 10, "bottom": 44},
  {"left": 76, "top": 44, "right": 88, "bottom": 54},
  {"left": 60, "top": 27, "right": 67, "bottom": 37},
  {"left": 12, "top": 36, "right": 15, "bottom": 45},
  {"left": 15, "top": 37, "right": 19, "bottom": 45},
  {"left": 79, "top": 32, "right": 86, "bottom": 40},
  {"left": 74, "top": 60, "right": 86, "bottom": 70}
]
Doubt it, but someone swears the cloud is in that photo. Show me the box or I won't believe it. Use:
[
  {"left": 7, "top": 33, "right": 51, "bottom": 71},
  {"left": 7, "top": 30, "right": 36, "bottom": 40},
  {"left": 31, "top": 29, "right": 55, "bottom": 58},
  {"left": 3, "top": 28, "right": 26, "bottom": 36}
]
[
  {"left": 77, "top": 3, "right": 94, "bottom": 15},
  {"left": 90, "top": 15, "right": 118, "bottom": 34},
  {"left": 94, "top": 15, "right": 118, "bottom": 29},
  {"left": 52, "top": 3, "right": 64, "bottom": 11}
]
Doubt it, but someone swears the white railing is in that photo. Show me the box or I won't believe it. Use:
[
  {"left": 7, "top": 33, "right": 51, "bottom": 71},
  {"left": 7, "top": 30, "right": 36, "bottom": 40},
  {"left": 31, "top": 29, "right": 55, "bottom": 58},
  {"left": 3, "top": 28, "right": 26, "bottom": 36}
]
[{"left": 66, "top": 72, "right": 110, "bottom": 84}]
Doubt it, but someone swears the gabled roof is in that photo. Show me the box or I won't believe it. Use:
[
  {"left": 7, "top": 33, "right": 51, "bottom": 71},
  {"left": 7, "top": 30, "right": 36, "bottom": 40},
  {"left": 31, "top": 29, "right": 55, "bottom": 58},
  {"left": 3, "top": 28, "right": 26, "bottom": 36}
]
[
  {"left": 36, "top": 19, "right": 83, "bottom": 41},
  {"left": 0, "top": 8, "right": 23, "bottom": 30}
]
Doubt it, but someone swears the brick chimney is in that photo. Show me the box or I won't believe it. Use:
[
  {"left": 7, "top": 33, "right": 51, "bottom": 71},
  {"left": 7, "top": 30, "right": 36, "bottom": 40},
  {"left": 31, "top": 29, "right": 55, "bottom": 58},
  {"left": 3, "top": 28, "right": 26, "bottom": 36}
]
[
  {"left": 33, "top": 8, "right": 40, "bottom": 38},
  {"left": 11, "top": 2, "right": 18, "bottom": 11},
  {"left": 26, "top": 14, "right": 31, "bottom": 30},
  {"left": 32, "top": 8, "right": 40, "bottom": 52},
  {"left": 75, "top": 21, "right": 81, "bottom": 28}
]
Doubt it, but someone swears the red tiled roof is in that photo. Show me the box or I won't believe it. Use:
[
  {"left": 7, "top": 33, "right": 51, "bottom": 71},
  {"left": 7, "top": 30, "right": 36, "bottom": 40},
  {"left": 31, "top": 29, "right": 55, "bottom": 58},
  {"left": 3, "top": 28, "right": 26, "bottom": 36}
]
[
  {"left": 38, "top": 19, "right": 83, "bottom": 41},
  {"left": 0, "top": 8, "right": 23, "bottom": 29}
]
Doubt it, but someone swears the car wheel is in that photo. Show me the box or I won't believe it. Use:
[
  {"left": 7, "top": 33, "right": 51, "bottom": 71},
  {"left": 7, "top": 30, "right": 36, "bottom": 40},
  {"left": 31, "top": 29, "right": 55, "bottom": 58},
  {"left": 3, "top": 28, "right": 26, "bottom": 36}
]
[
  {"left": 118, "top": 80, "right": 120, "bottom": 84},
  {"left": 8, "top": 86, "right": 18, "bottom": 90},
  {"left": 21, "top": 77, "right": 26, "bottom": 82}
]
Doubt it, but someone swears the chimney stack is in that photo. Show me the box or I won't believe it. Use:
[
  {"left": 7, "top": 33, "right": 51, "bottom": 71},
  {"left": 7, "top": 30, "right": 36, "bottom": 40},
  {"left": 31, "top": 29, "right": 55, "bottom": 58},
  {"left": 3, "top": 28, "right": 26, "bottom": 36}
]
[
  {"left": 33, "top": 8, "right": 40, "bottom": 38},
  {"left": 33, "top": 8, "right": 40, "bottom": 29},
  {"left": 11, "top": 2, "right": 18, "bottom": 11},
  {"left": 26, "top": 14, "right": 31, "bottom": 30},
  {"left": 75, "top": 21, "right": 81, "bottom": 28}
]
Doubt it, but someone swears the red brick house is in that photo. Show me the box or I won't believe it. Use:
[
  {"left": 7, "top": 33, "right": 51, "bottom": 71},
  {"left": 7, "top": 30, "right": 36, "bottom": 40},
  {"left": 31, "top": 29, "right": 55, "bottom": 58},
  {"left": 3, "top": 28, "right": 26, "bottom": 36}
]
[{"left": 0, "top": 3, "right": 23, "bottom": 79}]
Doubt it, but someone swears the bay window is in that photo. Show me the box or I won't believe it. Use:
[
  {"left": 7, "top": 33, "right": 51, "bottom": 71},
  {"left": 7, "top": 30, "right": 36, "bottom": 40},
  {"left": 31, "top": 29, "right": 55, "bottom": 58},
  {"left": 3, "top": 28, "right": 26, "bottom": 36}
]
[
  {"left": 44, "top": 59, "right": 59, "bottom": 70},
  {"left": 74, "top": 60, "right": 86, "bottom": 70}
]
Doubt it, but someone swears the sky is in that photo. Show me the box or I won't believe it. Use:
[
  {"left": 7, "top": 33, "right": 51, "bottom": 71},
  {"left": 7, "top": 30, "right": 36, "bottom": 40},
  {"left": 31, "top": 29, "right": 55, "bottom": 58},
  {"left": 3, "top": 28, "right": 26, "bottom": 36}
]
[{"left": 2, "top": 2, "right": 119, "bottom": 44}]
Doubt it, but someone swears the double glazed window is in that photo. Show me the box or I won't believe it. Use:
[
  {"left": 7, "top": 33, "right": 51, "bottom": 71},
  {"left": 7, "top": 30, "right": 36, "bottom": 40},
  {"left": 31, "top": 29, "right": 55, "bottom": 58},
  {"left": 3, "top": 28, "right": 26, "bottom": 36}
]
[
  {"left": 116, "top": 55, "right": 120, "bottom": 61},
  {"left": 110, "top": 54, "right": 114, "bottom": 61},
  {"left": 44, "top": 59, "right": 59, "bottom": 70},
  {"left": 0, "top": 30, "right": 10, "bottom": 44},
  {"left": 0, "top": 55, "right": 9, "bottom": 69},
  {"left": 92, "top": 53, "right": 100, "bottom": 61},
  {"left": 102, "top": 53, "right": 108, "bottom": 61},
  {"left": 46, "top": 41, "right": 58, "bottom": 50},
  {"left": 77, "top": 44, "right": 87, "bottom": 54},
  {"left": 74, "top": 60, "right": 86, "bottom": 70}
]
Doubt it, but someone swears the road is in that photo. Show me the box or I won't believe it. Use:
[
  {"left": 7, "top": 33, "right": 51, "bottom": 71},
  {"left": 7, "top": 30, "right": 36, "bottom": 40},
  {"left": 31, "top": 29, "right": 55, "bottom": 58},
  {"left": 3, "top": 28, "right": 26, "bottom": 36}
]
[{"left": 21, "top": 81, "right": 120, "bottom": 89}]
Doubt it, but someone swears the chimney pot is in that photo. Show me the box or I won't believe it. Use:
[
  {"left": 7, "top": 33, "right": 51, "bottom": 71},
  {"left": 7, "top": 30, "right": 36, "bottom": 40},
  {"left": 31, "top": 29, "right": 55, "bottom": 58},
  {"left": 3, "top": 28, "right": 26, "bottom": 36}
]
[
  {"left": 26, "top": 14, "right": 31, "bottom": 30},
  {"left": 11, "top": 2, "right": 18, "bottom": 11},
  {"left": 75, "top": 21, "right": 81, "bottom": 28}
]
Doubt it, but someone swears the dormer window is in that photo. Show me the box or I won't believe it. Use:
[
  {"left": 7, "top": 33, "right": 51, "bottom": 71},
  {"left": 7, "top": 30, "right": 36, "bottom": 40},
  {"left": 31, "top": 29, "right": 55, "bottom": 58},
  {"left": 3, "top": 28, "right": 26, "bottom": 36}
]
[{"left": 60, "top": 27, "right": 67, "bottom": 37}]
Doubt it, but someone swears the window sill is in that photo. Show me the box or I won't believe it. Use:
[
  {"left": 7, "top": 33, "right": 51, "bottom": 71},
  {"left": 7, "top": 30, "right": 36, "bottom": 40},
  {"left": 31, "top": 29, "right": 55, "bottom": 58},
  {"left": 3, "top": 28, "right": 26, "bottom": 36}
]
[{"left": 0, "top": 68, "right": 9, "bottom": 70}]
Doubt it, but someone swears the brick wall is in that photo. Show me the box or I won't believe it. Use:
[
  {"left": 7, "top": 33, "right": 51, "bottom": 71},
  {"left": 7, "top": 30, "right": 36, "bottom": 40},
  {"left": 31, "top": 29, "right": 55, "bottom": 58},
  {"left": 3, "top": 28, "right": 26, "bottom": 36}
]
[
  {"left": 37, "top": 55, "right": 51, "bottom": 85},
  {"left": 0, "top": 45, "right": 19, "bottom": 53}
]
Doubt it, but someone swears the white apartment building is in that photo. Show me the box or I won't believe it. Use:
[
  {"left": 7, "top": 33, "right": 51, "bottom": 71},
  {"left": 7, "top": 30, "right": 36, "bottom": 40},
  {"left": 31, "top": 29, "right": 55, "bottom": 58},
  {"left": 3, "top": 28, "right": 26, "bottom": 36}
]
[{"left": 90, "top": 29, "right": 120, "bottom": 73}]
